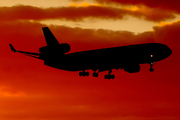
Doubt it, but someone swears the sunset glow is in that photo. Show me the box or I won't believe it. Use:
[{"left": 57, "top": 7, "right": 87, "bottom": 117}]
[{"left": 1, "top": 0, "right": 180, "bottom": 120}]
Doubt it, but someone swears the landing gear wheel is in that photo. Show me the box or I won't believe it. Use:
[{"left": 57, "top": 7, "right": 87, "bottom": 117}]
[
  {"left": 149, "top": 68, "right": 154, "bottom": 72},
  {"left": 111, "top": 75, "right": 115, "bottom": 79},
  {"left": 149, "top": 61, "right": 154, "bottom": 72},
  {"left": 93, "top": 73, "right": 98, "bottom": 77},
  {"left": 85, "top": 72, "right": 89, "bottom": 76},
  {"left": 104, "top": 74, "right": 115, "bottom": 79},
  {"left": 79, "top": 71, "right": 89, "bottom": 77},
  {"left": 79, "top": 72, "right": 83, "bottom": 76}
]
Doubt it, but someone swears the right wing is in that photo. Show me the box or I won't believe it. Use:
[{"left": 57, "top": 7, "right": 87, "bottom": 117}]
[{"left": 9, "top": 44, "right": 41, "bottom": 59}]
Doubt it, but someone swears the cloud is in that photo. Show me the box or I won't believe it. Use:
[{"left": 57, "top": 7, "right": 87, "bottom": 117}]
[
  {"left": 69, "top": 1, "right": 104, "bottom": 7},
  {"left": 0, "top": 86, "right": 26, "bottom": 97},
  {"left": 0, "top": 5, "right": 175, "bottom": 22},
  {"left": 126, "top": 5, "right": 175, "bottom": 22},
  {"left": 93, "top": 0, "right": 180, "bottom": 13},
  {"left": 153, "top": 20, "right": 180, "bottom": 46}
]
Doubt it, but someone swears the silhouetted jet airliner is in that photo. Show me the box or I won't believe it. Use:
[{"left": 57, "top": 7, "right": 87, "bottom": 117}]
[{"left": 9, "top": 27, "right": 172, "bottom": 79}]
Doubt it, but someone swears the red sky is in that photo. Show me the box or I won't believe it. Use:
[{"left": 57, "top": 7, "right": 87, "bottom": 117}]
[{"left": 0, "top": 0, "right": 180, "bottom": 120}]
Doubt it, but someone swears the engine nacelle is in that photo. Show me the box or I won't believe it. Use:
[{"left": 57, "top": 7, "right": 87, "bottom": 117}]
[
  {"left": 124, "top": 64, "right": 140, "bottom": 73},
  {"left": 58, "top": 43, "right": 71, "bottom": 53},
  {"left": 39, "top": 43, "right": 70, "bottom": 54}
]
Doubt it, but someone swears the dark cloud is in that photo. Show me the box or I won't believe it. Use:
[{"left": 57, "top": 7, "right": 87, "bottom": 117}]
[
  {"left": 94, "top": 0, "right": 180, "bottom": 13},
  {"left": 0, "top": 5, "right": 175, "bottom": 22}
]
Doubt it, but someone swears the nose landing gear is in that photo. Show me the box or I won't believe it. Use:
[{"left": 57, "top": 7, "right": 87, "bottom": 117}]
[
  {"left": 149, "top": 63, "right": 154, "bottom": 72},
  {"left": 149, "top": 54, "right": 154, "bottom": 72}
]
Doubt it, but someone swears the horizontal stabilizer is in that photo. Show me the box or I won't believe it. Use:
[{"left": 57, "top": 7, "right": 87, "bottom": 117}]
[
  {"left": 42, "top": 27, "right": 60, "bottom": 46},
  {"left": 9, "top": 44, "right": 16, "bottom": 52}
]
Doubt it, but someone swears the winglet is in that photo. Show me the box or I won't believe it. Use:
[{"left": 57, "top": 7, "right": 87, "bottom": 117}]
[{"left": 9, "top": 44, "right": 17, "bottom": 52}]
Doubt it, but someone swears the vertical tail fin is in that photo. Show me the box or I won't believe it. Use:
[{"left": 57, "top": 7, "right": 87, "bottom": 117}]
[{"left": 42, "top": 27, "right": 60, "bottom": 46}]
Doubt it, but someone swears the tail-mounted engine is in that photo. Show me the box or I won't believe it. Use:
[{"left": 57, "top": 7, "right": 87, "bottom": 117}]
[{"left": 39, "top": 43, "right": 70, "bottom": 59}]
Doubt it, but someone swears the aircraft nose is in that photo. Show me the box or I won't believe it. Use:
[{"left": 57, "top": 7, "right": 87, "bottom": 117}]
[
  {"left": 154, "top": 44, "right": 172, "bottom": 62},
  {"left": 166, "top": 45, "right": 172, "bottom": 57}
]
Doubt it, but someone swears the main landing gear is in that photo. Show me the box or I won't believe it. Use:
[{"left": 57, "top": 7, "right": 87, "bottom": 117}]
[
  {"left": 92, "top": 72, "right": 99, "bottom": 77},
  {"left": 79, "top": 69, "right": 115, "bottom": 79},
  {"left": 104, "top": 69, "right": 115, "bottom": 80},
  {"left": 92, "top": 69, "right": 99, "bottom": 77},
  {"left": 79, "top": 70, "right": 99, "bottom": 77},
  {"left": 79, "top": 71, "right": 89, "bottom": 77}
]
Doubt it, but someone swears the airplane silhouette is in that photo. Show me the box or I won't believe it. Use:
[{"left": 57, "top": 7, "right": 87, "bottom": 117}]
[{"left": 9, "top": 27, "right": 172, "bottom": 79}]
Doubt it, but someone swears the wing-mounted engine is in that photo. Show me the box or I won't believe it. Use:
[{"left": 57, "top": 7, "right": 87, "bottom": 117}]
[{"left": 124, "top": 64, "right": 140, "bottom": 73}]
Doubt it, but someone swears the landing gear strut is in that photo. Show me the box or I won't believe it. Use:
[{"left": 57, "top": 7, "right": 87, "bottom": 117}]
[
  {"left": 93, "top": 73, "right": 98, "bottom": 77},
  {"left": 104, "top": 69, "right": 115, "bottom": 79},
  {"left": 149, "top": 63, "right": 154, "bottom": 72},
  {"left": 92, "top": 69, "right": 99, "bottom": 77},
  {"left": 79, "top": 71, "right": 89, "bottom": 77}
]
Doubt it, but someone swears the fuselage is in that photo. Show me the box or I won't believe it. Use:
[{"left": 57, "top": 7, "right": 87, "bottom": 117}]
[{"left": 44, "top": 43, "right": 172, "bottom": 71}]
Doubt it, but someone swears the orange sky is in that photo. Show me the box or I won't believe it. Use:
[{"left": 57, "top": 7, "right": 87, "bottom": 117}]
[{"left": 1, "top": 0, "right": 180, "bottom": 120}]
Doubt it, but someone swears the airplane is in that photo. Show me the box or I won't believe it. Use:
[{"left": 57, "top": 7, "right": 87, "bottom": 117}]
[{"left": 9, "top": 27, "right": 172, "bottom": 79}]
